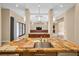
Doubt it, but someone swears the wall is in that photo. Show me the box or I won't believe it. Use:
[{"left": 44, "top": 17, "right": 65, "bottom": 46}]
[
  {"left": 1, "top": 8, "right": 25, "bottom": 43},
  {"left": 30, "top": 22, "right": 48, "bottom": 30},
  {"left": 74, "top": 4, "right": 79, "bottom": 44},
  {"left": 62, "top": 4, "right": 79, "bottom": 44},
  {"left": 55, "top": 6, "right": 76, "bottom": 41},
  {"left": 10, "top": 10, "right": 25, "bottom": 40},
  {"left": 10, "top": 10, "right": 24, "bottom": 23},
  {"left": 54, "top": 23, "right": 59, "bottom": 34},
  {"left": 55, "top": 17, "right": 64, "bottom": 34},
  {"left": 1, "top": 8, "right": 10, "bottom": 42},
  {"left": 64, "top": 6, "right": 75, "bottom": 42},
  {"left": 55, "top": 5, "right": 79, "bottom": 56},
  {"left": 54, "top": 5, "right": 78, "bottom": 56},
  {"left": 0, "top": 8, "right": 1, "bottom": 45},
  {"left": 56, "top": 13, "right": 65, "bottom": 20},
  {"left": 58, "top": 21, "right": 64, "bottom": 35}
]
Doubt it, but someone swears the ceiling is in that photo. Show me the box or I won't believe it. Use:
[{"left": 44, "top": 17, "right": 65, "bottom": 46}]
[{"left": 0, "top": 3, "right": 75, "bottom": 18}]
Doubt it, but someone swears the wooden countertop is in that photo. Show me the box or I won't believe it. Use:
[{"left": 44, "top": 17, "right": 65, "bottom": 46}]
[{"left": 0, "top": 38, "right": 79, "bottom": 54}]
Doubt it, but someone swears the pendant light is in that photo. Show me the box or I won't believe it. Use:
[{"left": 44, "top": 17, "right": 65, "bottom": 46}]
[{"left": 38, "top": 4, "right": 41, "bottom": 21}]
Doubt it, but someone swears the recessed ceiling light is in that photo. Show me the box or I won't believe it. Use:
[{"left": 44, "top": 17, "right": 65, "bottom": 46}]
[
  {"left": 60, "top": 5, "right": 64, "bottom": 8},
  {"left": 38, "top": 4, "right": 40, "bottom": 7},
  {"left": 53, "top": 17, "right": 56, "bottom": 22},
  {"left": 16, "top": 4, "right": 19, "bottom": 7},
  {"left": 54, "top": 11, "right": 58, "bottom": 14}
]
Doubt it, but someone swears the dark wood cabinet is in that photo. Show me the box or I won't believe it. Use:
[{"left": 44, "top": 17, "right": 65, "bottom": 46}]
[
  {"left": 29, "top": 34, "right": 50, "bottom": 38},
  {"left": 30, "top": 30, "right": 48, "bottom": 33}
]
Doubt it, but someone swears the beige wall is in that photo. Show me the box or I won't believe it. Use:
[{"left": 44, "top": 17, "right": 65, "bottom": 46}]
[
  {"left": 55, "top": 6, "right": 76, "bottom": 42},
  {"left": 30, "top": 22, "right": 48, "bottom": 30},
  {"left": 55, "top": 5, "right": 79, "bottom": 55},
  {"left": 74, "top": 4, "right": 79, "bottom": 44},
  {"left": 55, "top": 18, "right": 64, "bottom": 34},
  {"left": 56, "top": 13, "right": 65, "bottom": 20},
  {"left": 1, "top": 8, "right": 25, "bottom": 43},
  {"left": 64, "top": 6, "right": 75, "bottom": 41},
  {"left": 54, "top": 23, "right": 59, "bottom": 34},
  {"left": 10, "top": 10, "right": 24, "bottom": 23},
  {"left": 56, "top": 6, "right": 78, "bottom": 55},
  {"left": 1, "top": 8, "right": 10, "bottom": 42},
  {"left": 58, "top": 21, "right": 64, "bottom": 34},
  {"left": 63, "top": 4, "right": 79, "bottom": 44},
  {"left": 10, "top": 10, "right": 25, "bottom": 40},
  {"left": 0, "top": 8, "right": 1, "bottom": 45}
]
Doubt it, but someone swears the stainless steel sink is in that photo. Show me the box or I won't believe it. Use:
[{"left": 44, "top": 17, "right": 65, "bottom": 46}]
[{"left": 34, "top": 42, "right": 54, "bottom": 48}]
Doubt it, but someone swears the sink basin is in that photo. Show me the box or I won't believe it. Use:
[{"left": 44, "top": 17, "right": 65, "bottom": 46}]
[{"left": 34, "top": 42, "right": 54, "bottom": 48}]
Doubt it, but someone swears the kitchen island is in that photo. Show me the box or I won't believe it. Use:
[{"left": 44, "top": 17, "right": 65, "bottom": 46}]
[{"left": 0, "top": 38, "right": 79, "bottom": 56}]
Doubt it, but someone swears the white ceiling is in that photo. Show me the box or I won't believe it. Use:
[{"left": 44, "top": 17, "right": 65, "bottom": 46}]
[{"left": 0, "top": 3, "right": 75, "bottom": 18}]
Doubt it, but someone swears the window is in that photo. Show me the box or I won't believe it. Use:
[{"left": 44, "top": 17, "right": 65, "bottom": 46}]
[
  {"left": 23, "top": 23, "right": 26, "bottom": 35},
  {"left": 17, "top": 23, "right": 19, "bottom": 37},
  {"left": 17, "top": 22, "right": 26, "bottom": 37}
]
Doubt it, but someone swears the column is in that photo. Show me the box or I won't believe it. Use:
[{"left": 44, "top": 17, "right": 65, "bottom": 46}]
[
  {"left": 1, "top": 8, "right": 10, "bottom": 42},
  {"left": 48, "top": 9, "right": 53, "bottom": 38},
  {"left": 25, "top": 9, "right": 30, "bottom": 38},
  {"left": 0, "top": 8, "right": 1, "bottom": 46}
]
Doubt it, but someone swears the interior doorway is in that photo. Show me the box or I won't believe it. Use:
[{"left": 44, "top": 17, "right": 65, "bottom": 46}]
[{"left": 10, "top": 17, "right": 14, "bottom": 41}]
